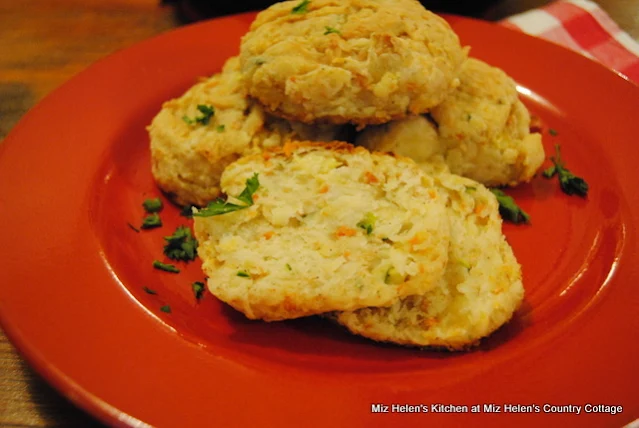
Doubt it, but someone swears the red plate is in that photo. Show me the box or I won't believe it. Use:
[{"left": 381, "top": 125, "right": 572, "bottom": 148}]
[{"left": 0, "top": 13, "right": 637, "bottom": 427}]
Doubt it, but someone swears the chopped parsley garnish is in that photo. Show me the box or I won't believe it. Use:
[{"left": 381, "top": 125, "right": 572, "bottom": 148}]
[
  {"left": 324, "top": 26, "right": 341, "bottom": 35},
  {"left": 192, "top": 281, "right": 205, "bottom": 301},
  {"left": 489, "top": 189, "right": 530, "bottom": 224},
  {"left": 182, "top": 104, "right": 215, "bottom": 126},
  {"left": 180, "top": 204, "right": 195, "bottom": 218},
  {"left": 291, "top": 0, "right": 310, "bottom": 14},
  {"left": 160, "top": 305, "right": 171, "bottom": 313},
  {"left": 193, "top": 173, "right": 260, "bottom": 217},
  {"left": 141, "top": 213, "right": 162, "bottom": 229},
  {"left": 127, "top": 222, "right": 140, "bottom": 233},
  {"left": 465, "top": 186, "right": 476, "bottom": 193},
  {"left": 152, "top": 260, "right": 180, "bottom": 273},
  {"left": 384, "top": 267, "right": 403, "bottom": 284},
  {"left": 142, "top": 198, "right": 163, "bottom": 213},
  {"left": 163, "top": 226, "right": 198, "bottom": 262},
  {"left": 216, "top": 124, "right": 225, "bottom": 132},
  {"left": 143, "top": 286, "right": 157, "bottom": 295},
  {"left": 286, "top": 263, "right": 292, "bottom": 271},
  {"left": 356, "top": 212, "right": 376, "bottom": 235},
  {"left": 549, "top": 128, "right": 558, "bottom": 136},
  {"left": 457, "top": 259, "right": 472, "bottom": 270},
  {"left": 542, "top": 144, "right": 589, "bottom": 197},
  {"left": 458, "top": 259, "right": 471, "bottom": 270},
  {"left": 236, "top": 173, "right": 260, "bottom": 205},
  {"left": 237, "top": 270, "right": 250, "bottom": 278}
]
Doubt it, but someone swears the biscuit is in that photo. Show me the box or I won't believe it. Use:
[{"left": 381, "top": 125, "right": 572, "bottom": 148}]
[
  {"left": 148, "top": 56, "right": 344, "bottom": 206},
  {"left": 357, "top": 59, "right": 544, "bottom": 186},
  {"left": 334, "top": 173, "right": 524, "bottom": 350},
  {"left": 239, "top": 0, "right": 467, "bottom": 126},
  {"left": 193, "top": 142, "right": 451, "bottom": 321},
  {"left": 431, "top": 58, "right": 545, "bottom": 186}
]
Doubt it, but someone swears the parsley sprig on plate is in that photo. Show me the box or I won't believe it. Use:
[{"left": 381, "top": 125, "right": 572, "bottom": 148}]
[
  {"left": 141, "top": 213, "right": 162, "bottom": 229},
  {"left": 490, "top": 189, "right": 530, "bottom": 225},
  {"left": 194, "top": 173, "right": 260, "bottom": 217},
  {"left": 543, "top": 144, "right": 589, "bottom": 197},
  {"left": 163, "top": 226, "right": 198, "bottom": 262}
]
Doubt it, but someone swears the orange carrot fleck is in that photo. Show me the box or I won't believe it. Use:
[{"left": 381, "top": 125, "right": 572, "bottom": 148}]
[
  {"left": 409, "top": 233, "right": 426, "bottom": 245},
  {"left": 336, "top": 226, "right": 357, "bottom": 237},
  {"left": 319, "top": 184, "right": 330, "bottom": 194},
  {"left": 263, "top": 231, "right": 274, "bottom": 240},
  {"left": 282, "top": 142, "right": 298, "bottom": 157},
  {"left": 422, "top": 318, "right": 438, "bottom": 328},
  {"left": 364, "top": 171, "right": 378, "bottom": 183}
]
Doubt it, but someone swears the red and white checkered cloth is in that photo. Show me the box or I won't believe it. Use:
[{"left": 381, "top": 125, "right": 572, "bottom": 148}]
[{"left": 500, "top": 0, "right": 639, "bottom": 83}]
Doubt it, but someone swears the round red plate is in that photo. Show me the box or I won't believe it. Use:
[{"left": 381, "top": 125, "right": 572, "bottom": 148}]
[{"left": 0, "top": 13, "right": 637, "bottom": 428}]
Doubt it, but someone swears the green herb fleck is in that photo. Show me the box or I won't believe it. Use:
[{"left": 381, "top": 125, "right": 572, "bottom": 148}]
[
  {"left": 152, "top": 260, "right": 180, "bottom": 273},
  {"left": 254, "top": 58, "right": 266, "bottom": 65},
  {"left": 142, "top": 198, "right": 163, "bottom": 213},
  {"left": 143, "top": 286, "right": 157, "bottom": 295},
  {"left": 542, "top": 165, "right": 556, "bottom": 178},
  {"left": 384, "top": 266, "right": 403, "bottom": 284},
  {"left": 324, "top": 26, "right": 341, "bottom": 35},
  {"left": 193, "top": 173, "right": 260, "bottom": 217},
  {"left": 549, "top": 128, "right": 558, "bottom": 136},
  {"left": 286, "top": 263, "right": 292, "bottom": 271},
  {"left": 465, "top": 186, "right": 476, "bottom": 193},
  {"left": 183, "top": 104, "right": 215, "bottom": 126},
  {"left": 163, "top": 226, "right": 198, "bottom": 262},
  {"left": 141, "top": 213, "right": 162, "bottom": 229},
  {"left": 457, "top": 259, "right": 471, "bottom": 271},
  {"left": 180, "top": 204, "right": 195, "bottom": 218},
  {"left": 237, "top": 270, "right": 250, "bottom": 278},
  {"left": 489, "top": 189, "right": 530, "bottom": 225},
  {"left": 291, "top": 0, "right": 310, "bottom": 14},
  {"left": 160, "top": 305, "right": 171, "bottom": 313},
  {"left": 543, "top": 144, "right": 588, "bottom": 197},
  {"left": 192, "top": 281, "right": 205, "bottom": 301},
  {"left": 216, "top": 124, "right": 225, "bottom": 132},
  {"left": 236, "top": 173, "right": 260, "bottom": 205},
  {"left": 127, "top": 222, "right": 140, "bottom": 233},
  {"left": 466, "top": 113, "right": 472, "bottom": 121},
  {"left": 357, "top": 212, "right": 376, "bottom": 235}
]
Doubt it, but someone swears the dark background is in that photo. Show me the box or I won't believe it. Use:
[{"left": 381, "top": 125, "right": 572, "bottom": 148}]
[{"left": 173, "top": 0, "right": 552, "bottom": 22}]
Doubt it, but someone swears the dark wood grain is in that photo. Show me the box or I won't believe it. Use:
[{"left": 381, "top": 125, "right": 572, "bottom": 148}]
[
  {"left": 0, "top": 0, "right": 181, "bottom": 139},
  {"left": 0, "top": 0, "right": 637, "bottom": 426}
]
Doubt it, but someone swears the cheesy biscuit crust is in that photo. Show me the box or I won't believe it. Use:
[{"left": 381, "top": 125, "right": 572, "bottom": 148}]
[{"left": 240, "top": 0, "right": 467, "bottom": 126}]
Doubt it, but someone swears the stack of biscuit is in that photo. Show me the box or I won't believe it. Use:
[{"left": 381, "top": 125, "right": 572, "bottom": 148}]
[{"left": 149, "top": 0, "right": 537, "bottom": 350}]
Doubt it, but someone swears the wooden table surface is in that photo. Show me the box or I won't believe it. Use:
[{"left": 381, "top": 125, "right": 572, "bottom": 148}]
[{"left": 1, "top": 0, "right": 638, "bottom": 426}]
